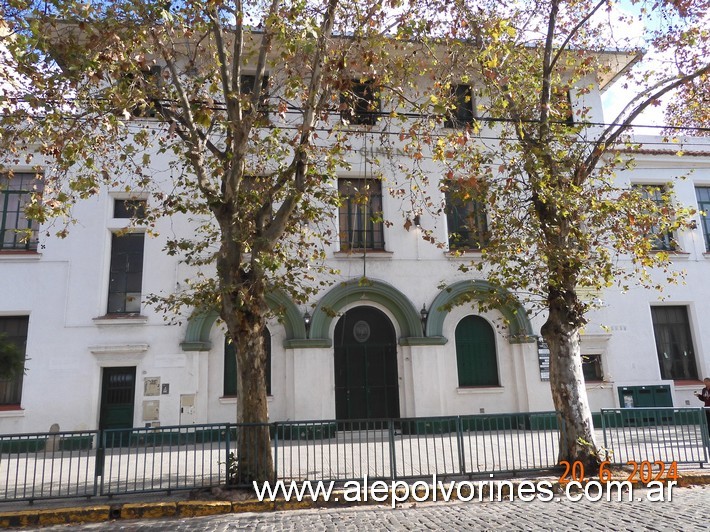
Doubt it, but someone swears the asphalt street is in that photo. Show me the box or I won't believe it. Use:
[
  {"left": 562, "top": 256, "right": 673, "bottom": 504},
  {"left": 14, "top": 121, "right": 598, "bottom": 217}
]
[{"left": 43, "top": 485, "right": 709, "bottom": 531}]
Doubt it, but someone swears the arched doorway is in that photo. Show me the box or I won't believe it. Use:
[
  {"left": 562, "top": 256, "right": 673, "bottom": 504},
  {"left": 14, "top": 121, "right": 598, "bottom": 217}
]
[{"left": 334, "top": 306, "right": 400, "bottom": 420}]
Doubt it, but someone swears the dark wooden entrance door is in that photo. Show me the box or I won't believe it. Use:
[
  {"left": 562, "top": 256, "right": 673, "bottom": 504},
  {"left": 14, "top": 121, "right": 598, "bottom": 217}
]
[
  {"left": 99, "top": 367, "right": 136, "bottom": 446},
  {"left": 334, "top": 306, "right": 400, "bottom": 421}
]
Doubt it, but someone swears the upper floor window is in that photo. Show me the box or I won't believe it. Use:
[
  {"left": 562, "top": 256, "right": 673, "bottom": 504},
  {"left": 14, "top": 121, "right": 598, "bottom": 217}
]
[
  {"left": 552, "top": 87, "right": 575, "bottom": 126},
  {"left": 443, "top": 180, "right": 488, "bottom": 250},
  {"left": 224, "top": 328, "right": 271, "bottom": 397},
  {"left": 114, "top": 199, "right": 147, "bottom": 219},
  {"left": 340, "top": 80, "right": 380, "bottom": 126},
  {"left": 444, "top": 84, "right": 475, "bottom": 129},
  {"left": 0, "top": 316, "right": 28, "bottom": 406},
  {"left": 634, "top": 185, "right": 676, "bottom": 251},
  {"left": 127, "top": 65, "right": 163, "bottom": 118},
  {"left": 107, "top": 232, "right": 145, "bottom": 314},
  {"left": 651, "top": 306, "right": 697, "bottom": 381},
  {"left": 0, "top": 172, "right": 43, "bottom": 251},
  {"left": 455, "top": 315, "right": 499, "bottom": 387},
  {"left": 240, "top": 74, "right": 270, "bottom": 123},
  {"left": 695, "top": 186, "right": 710, "bottom": 252},
  {"left": 338, "top": 179, "right": 385, "bottom": 251}
]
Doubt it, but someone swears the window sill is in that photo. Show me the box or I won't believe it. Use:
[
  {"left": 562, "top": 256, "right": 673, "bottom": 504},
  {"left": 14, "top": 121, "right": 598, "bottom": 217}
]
[
  {"left": 673, "top": 380, "right": 704, "bottom": 387},
  {"left": 93, "top": 314, "right": 148, "bottom": 325},
  {"left": 333, "top": 250, "right": 392, "bottom": 259},
  {"left": 584, "top": 381, "right": 612, "bottom": 389},
  {"left": 219, "top": 395, "right": 273, "bottom": 405},
  {"left": 0, "top": 250, "right": 41, "bottom": 261},
  {"left": 0, "top": 406, "right": 24, "bottom": 417},
  {"left": 445, "top": 249, "right": 484, "bottom": 259},
  {"left": 456, "top": 386, "right": 504, "bottom": 395},
  {"left": 649, "top": 250, "right": 689, "bottom": 258}
]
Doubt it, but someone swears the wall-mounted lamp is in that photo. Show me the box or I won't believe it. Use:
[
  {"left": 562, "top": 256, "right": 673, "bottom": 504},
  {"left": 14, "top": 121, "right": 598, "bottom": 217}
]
[
  {"left": 413, "top": 214, "right": 421, "bottom": 227},
  {"left": 420, "top": 303, "right": 429, "bottom": 336},
  {"left": 303, "top": 311, "right": 311, "bottom": 336}
]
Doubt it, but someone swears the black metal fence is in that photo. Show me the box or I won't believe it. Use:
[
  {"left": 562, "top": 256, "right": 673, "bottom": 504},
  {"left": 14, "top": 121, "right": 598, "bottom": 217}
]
[{"left": 0, "top": 408, "right": 707, "bottom": 503}]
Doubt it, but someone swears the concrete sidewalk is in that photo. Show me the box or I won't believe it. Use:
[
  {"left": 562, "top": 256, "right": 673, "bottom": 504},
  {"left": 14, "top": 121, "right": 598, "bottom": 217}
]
[{"left": 3, "top": 468, "right": 710, "bottom": 528}]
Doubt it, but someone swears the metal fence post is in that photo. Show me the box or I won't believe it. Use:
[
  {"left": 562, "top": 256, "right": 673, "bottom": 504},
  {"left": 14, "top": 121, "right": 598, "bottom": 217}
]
[
  {"left": 93, "top": 430, "right": 104, "bottom": 497},
  {"left": 388, "top": 420, "right": 397, "bottom": 481},
  {"left": 701, "top": 408, "right": 709, "bottom": 467},
  {"left": 456, "top": 416, "right": 466, "bottom": 475},
  {"left": 273, "top": 422, "right": 279, "bottom": 484},
  {"left": 225, "top": 423, "right": 231, "bottom": 486}
]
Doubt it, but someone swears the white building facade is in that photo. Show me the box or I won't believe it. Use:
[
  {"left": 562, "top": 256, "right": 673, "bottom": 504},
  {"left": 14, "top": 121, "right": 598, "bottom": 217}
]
[{"left": 2, "top": 57, "right": 710, "bottom": 435}]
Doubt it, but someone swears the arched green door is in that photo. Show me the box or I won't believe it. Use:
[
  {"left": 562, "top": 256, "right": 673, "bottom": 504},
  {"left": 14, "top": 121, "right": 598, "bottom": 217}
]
[{"left": 334, "top": 306, "right": 400, "bottom": 420}]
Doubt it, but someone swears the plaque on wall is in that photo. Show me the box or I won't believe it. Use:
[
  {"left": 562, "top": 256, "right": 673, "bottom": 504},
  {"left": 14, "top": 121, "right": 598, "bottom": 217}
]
[
  {"left": 144, "top": 377, "right": 161, "bottom": 396},
  {"left": 537, "top": 338, "right": 550, "bottom": 381}
]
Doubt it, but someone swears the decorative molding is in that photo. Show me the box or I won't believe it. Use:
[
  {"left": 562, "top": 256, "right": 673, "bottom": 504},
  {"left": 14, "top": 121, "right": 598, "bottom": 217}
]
[
  {"left": 283, "top": 338, "right": 332, "bottom": 349},
  {"left": 399, "top": 336, "right": 448, "bottom": 346},
  {"left": 89, "top": 344, "right": 149, "bottom": 355},
  {"left": 181, "top": 289, "right": 305, "bottom": 351},
  {"left": 426, "top": 280, "right": 534, "bottom": 344},
  {"left": 310, "top": 278, "right": 423, "bottom": 341},
  {"left": 93, "top": 315, "right": 148, "bottom": 326}
]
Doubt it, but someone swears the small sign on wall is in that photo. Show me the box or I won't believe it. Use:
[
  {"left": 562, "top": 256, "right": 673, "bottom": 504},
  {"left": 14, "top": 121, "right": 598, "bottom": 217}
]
[
  {"left": 144, "top": 377, "right": 161, "bottom": 396},
  {"left": 537, "top": 337, "right": 550, "bottom": 381}
]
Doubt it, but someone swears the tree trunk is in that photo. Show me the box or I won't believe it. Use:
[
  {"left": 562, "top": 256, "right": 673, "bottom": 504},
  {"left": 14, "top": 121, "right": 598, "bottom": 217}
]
[
  {"left": 217, "top": 229, "right": 274, "bottom": 484},
  {"left": 231, "top": 311, "right": 274, "bottom": 484},
  {"left": 542, "top": 299, "right": 600, "bottom": 469}
]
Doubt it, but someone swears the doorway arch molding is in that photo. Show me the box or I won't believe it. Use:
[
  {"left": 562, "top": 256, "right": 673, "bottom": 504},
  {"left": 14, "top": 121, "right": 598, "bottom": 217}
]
[
  {"left": 310, "top": 278, "right": 429, "bottom": 346},
  {"left": 180, "top": 290, "right": 306, "bottom": 351},
  {"left": 426, "top": 280, "right": 535, "bottom": 344}
]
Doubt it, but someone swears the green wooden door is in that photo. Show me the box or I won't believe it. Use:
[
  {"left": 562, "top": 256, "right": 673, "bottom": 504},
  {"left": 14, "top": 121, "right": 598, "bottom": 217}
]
[
  {"left": 455, "top": 315, "right": 499, "bottom": 386},
  {"left": 334, "top": 306, "right": 399, "bottom": 421},
  {"left": 99, "top": 367, "right": 136, "bottom": 446}
]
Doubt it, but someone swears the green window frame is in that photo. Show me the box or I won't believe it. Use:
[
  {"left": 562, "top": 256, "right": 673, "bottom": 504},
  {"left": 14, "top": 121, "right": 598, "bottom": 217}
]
[
  {"left": 338, "top": 179, "right": 385, "bottom": 251},
  {"left": 651, "top": 306, "right": 697, "bottom": 381},
  {"left": 455, "top": 315, "right": 499, "bottom": 387},
  {"left": 224, "top": 328, "right": 272, "bottom": 397},
  {"left": 107, "top": 232, "right": 145, "bottom": 314},
  {"left": 1, "top": 172, "right": 43, "bottom": 251},
  {"left": 695, "top": 186, "right": 710, "bottom": 252},
  {"left": 0, "top": 316, "right": 28, "bottom": 406}
]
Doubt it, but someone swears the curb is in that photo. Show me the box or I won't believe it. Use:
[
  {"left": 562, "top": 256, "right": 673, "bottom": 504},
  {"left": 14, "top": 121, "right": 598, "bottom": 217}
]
[{"left": 2, "top": 473, "right": 710, "bottom": 527}]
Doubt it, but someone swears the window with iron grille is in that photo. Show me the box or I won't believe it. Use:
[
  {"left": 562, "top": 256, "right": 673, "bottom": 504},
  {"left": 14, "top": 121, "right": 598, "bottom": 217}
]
[
  {"left": 224, "top": 328, "right": 271, "bottom": 397},
  {"left": 444, "top": 84, "right": 475, "bottom": 129},
  {"left": 651, "top": 306, "right": 697, "bottom": 381},
  {"left": 634, "top": 185, "right": 675, "bottom": 251},
  {"left": 695, "top": 186, "right": 710, "bottom": 252},
  {"left": 0, "top": 316, "right": 28, "bottom": 406},
  {"left": 340, "top": 80, "right": 380, "bottom": 126},
  {"left": 107, "top": 232, "right": 145, "bottom": 314},
  {"left": 338, "top": 179, "right": 385, "bottom": 251},
  {"left": 444, "top": 180, "right": 488, "bottom": 250},
  {"left": 0, "top": 172, "right": 43, "bottom": 251}
]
